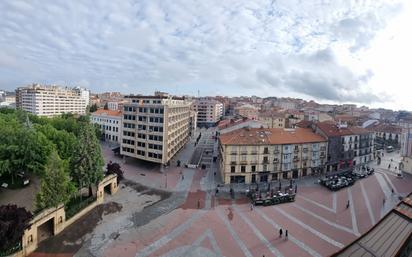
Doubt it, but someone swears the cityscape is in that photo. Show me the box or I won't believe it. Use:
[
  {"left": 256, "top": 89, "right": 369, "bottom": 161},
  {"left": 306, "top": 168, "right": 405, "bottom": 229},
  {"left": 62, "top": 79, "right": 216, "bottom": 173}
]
[{"left": 1, "top": 1, "right": 412, "bottom": 257}]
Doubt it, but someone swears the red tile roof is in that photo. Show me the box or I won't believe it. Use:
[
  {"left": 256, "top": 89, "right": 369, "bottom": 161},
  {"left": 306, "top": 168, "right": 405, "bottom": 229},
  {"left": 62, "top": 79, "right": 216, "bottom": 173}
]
[
  {"left": 219, "top": 127, "right": 326, "bottom": 145},
  {"left": 92, "top": 109, "right": 122, "bottom": 117}
]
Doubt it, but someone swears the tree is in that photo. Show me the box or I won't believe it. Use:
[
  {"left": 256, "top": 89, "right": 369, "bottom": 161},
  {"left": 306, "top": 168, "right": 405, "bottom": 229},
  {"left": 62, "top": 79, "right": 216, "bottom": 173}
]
[
  {"left": 0, "top": 205, "right": 32, "bottom": 251},
  {"left": 35, "top": 150, "right": 75, "bottom": 210},
  {"left": 70, "top": 124, "right": 104, "bottom": 197},
  {"left": 106, "top": 161, "right": 124, "bottom": 180},
  {"left": 89, "top": 104, "right": 98, "bottom": 113},
  {"left": 103, "top": 102, "right": 108, "bottom": 110}
]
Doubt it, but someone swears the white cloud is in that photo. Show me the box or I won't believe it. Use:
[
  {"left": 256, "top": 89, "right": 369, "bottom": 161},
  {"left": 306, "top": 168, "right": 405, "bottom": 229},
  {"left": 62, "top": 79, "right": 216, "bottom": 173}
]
[{"left": 0, "top": 0, "right": 408, "bottom": 109}]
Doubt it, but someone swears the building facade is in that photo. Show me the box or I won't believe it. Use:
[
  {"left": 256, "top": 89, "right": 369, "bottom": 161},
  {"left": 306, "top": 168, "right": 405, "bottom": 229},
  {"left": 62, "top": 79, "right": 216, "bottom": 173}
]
[
  {"left": 219, "top": 128, "right": 327, "bottom": 184},
  {"left": 90, "top": 109, "right": 122, "bottom": 144},
  {"left": 16, "top": 84, "right": 89, "bottom": 116},
  {"left": 191, "top": 99, "right": 223, "bottom": 127},
  {"left": 120, "top": 95, "right": 191, "bottom": 164},
  {"left": 315, "top": 122, "right": 374, "bottom": 172},
  {"left": 257, "top": 112, "right": 286, "bottom": 128},
  {"left": 234, "top": 104, "right": 259, "bottom": 120}
]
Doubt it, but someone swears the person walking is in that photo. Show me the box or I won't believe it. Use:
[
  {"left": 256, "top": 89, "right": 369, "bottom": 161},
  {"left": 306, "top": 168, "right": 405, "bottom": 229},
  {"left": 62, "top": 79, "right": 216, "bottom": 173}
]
[
  {"left": 279, "top": 228, "right": 283, "bottom": 238},
  {"left": 285, "top": 230, "right": 288, "bottom": 239},
  {"left": 383, "top": 198, "right": 386, "bottom": 206},
  {"left": 346, "top": 200, "right": 350, "bottom": 209},
  {"left": 197, "top": 199, "right": 201, "bottom": 209},
  {"left": 250, "top": 204, "right": 254, "bottom": 211}
]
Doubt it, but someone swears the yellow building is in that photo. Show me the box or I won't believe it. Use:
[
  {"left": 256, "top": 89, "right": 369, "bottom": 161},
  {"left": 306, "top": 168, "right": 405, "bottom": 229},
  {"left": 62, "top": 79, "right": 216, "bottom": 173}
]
[
  {"left": 219, "top": 127, "right": 328, "bottom": 184},
  {"left": 257, "top": 112, "right": 286, "bottom": 128}
]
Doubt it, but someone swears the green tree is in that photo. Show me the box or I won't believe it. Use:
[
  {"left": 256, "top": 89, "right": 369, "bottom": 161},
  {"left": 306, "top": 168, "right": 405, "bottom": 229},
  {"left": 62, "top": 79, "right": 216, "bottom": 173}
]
[
  {"left": 88, "top": 103, "right": 98, "bottom": 113},
  {"left": 103, "top": 102, "right": 108, "bottom": 110},
  {"left": 70, "top": 124, "right": 104, "bottom": 197},
  {"left": 35, "top": 150, "right": 75, "bottom": 210}
]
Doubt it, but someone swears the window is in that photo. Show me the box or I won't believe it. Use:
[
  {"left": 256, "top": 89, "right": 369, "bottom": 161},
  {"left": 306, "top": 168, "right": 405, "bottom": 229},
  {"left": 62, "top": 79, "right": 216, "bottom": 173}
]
[
  {"left": 231, "top": 166, "right": 236, "bottom": 173},
  {"left": 251, "top": 165, "right": 256, "bottom": 172},
  {"left": 263, "top": 165, "right": 267, "bottom": 171},
  {"left": 241, "top": 166, "right": 246, "bottom": 173},
  {"left": 138, "top": 133, "right": 146, "bottom": 139},
  {"left": 137, "top": 142, "right": 145, "bottom": 147},
  {"left": 124, "top": 123, "right": 135, "bottom": 129}
]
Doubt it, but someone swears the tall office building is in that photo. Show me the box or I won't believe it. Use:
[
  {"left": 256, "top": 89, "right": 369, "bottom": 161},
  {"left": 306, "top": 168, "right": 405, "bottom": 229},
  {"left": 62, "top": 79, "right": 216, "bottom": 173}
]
[
  {"left": 121, "top": 94, "right": 191, "bottom": 164},
  {"left": 191, "top": 99, "right": 223, "bottom": 127},
  {"left": 15, "top": 84, "right": 89, "bottom": 116}
]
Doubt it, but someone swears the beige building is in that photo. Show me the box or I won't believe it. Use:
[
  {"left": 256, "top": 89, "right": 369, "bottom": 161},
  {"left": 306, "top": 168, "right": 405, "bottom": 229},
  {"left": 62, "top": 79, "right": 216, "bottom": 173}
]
[
  {"left": 90, "top": 109, "right": 122, "bottom": 143},
  {"left": 219, "top": 127, "right": 328, "bottom": 184},
  {"left": 235, "top": 104, "right": 259, "bottom": 120},
  {"left": 191, "top": 99, "right": 223, "bottom": 127},
  {"left": 16, "top": 84, "right": 89, "bottom": 116},
  {"left": 121, "top": 95, "right": 191, "bottom": 164},
  {"left": 257, "top": 112, "right": 286, "bottom": 128}
]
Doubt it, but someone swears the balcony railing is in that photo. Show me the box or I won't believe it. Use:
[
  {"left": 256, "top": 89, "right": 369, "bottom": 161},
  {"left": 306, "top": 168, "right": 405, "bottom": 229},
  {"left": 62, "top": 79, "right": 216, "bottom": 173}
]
[
  {"left": 230, "top": 152, "right": 237, "bottom": 155},
  {"left": 293, "top": 158, "right": 299, "bottom": 162},
  {"left": 240, "top": 151, "right": 248, "bottom": 155},
  {"left": 294, "top": 149, "right": 299, "bottom": 153},
  {"left": 250, "top": 151, "right": 258, "bottom": 155},
  {"left": 274, "top": 150, "right": 280, "bottom": 154},
  {"left": 230, "top": 161, "right": 236, "bottom": 165}
]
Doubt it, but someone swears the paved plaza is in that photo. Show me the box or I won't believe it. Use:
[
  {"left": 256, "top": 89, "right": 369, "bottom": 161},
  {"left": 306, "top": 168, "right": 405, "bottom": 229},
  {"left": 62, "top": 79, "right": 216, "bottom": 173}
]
[{"left": 31, "top": 131, "right": 412, "bottom": 257}]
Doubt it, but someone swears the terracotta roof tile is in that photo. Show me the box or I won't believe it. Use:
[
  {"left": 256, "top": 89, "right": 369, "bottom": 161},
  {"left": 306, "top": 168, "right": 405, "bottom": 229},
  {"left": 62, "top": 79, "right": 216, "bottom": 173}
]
[
  {"left": 219, "top": 127, "right": 326, "bottom": 145},
  {"left": 91, "top": 109, "right": 122, "bottom": 117}
]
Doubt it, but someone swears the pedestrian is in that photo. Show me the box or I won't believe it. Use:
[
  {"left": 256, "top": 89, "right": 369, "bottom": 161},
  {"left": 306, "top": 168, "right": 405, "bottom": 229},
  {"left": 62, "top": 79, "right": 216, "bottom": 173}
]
[
  {"left": 285, "top": 230, "right": 288, "bottom": 239},
  {"left": 197, "top": 199, "right": 201, "bottom": 209},
  {"left": 250, "top": 204, "right": 254, "bottom": 211},
  {"left": 388, "top": 164, "right": 391, "bottom": 169},
  {"left": 279, "top": 228, "right": 283, "bottom": 238},
  {"left": 383, "top": 198, "right": 385, "bottom": 206},
  {"left": 182, "top": 174, "right": 184, "bottom": 180},
  {"left": 346, "top": 200, "right": 350, "bottom": 209}
]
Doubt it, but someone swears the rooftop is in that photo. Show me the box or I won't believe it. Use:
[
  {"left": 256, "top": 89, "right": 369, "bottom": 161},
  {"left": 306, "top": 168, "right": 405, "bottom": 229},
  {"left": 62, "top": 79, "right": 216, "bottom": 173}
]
[
  {"left": 219, "top": 127, "right": 327, "bottom": 145},
  {"left": 333, "top": 194, "right": 412, "bottom": 257},
  {"left": 316, "top": 122, "right": 371, "bottom": 137},
  {"left": 91, "top": 109, "right": 122, "bottom": 117}
]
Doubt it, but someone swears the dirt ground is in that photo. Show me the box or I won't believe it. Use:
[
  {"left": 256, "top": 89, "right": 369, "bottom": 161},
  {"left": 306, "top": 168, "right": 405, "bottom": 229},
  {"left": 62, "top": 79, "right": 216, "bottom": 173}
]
[{"left": 34, "top": 202, "right": 122, "bottom": 254}]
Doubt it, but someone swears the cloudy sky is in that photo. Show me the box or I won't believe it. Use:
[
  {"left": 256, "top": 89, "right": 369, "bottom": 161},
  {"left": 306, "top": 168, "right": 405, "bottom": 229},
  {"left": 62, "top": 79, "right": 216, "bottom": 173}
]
[{"left": 1, "top": 0, "right": 411, "bottom": 110}]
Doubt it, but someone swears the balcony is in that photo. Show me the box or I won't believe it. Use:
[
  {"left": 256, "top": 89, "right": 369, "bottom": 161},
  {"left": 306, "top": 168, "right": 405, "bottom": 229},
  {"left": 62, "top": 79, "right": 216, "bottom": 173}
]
[
  {"left": 263, "top": 150, "right": 269, "bottom": 155},
  {"left": 274, "top": 150, "right": 280, "bottom": 154},
  {"left": 230, "top": 161, "right": 236, "bottom": 165},
  {"left": 273, "top": 159, "right": 279, "bottom": 163},
  {"left": 240, "top": 151, "right": 248, "bottom": 155},
  {"left": 250, "top": 151, "right": 258, "bottom": 155},
  {"left": 293, "top": 158, "right": 299, "bottom": 162},
  {"left": 230, "top": 152, "right": 237, "bottom": 155},
  {"left": 262, "top": 160, "right": 269, "bottom": 164},
  {"left": 303, "top": 149, "right": 308, "bottom": 153},
  {"left": 294, "top": 149, "right": 299, "bottom": 153},
  {"left": 240, "top": 160, "right": 248, "bottom": 165}
]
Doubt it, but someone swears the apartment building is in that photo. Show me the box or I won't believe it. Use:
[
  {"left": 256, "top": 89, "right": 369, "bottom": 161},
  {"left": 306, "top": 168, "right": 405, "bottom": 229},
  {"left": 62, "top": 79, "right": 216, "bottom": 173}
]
[
  {"left": 219, "top": 127, "right": 327, "bottom": 184},
  {"left": 90, "top": 109, "right": 122, "bottom": 143},
  {"left": 234, "top": 104, "right": 259, "bottom": 120},
  {"left": 315, "top": 122, "right": 374, "bottom": 172},
  {"left": 16, "top": 84, "right": 89, "bottom": 116},
  {"left": 257, "top": 112, "right": 286, "bottom": 128},
  {"left": 191, "top": 99, "right": 223, "bottom": 127},
  {"left": 121, "top": 95, "right": 191, "bottom": 164}
]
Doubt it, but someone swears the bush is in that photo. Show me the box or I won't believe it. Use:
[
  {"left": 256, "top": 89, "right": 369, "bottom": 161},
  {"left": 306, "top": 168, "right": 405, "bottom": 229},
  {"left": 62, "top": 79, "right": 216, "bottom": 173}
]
[
  {"left": 0, "top": 242, "right": 22, "bottom": 257},
  {"left": 64, "top": 196, "right": 95, "bottom": 219}
]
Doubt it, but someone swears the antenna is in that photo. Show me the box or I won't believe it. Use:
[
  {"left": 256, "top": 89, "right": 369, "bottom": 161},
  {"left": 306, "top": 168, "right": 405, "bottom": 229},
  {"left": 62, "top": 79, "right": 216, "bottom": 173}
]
[{"left": 198, "top": 90, "right": 200, "bottom": 98}]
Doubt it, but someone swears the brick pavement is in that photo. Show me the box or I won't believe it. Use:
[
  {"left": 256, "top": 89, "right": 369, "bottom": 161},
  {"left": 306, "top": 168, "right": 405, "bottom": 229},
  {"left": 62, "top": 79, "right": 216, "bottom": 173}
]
[{"left": 33, "top": 137, "right": 412, "bottom": 257}]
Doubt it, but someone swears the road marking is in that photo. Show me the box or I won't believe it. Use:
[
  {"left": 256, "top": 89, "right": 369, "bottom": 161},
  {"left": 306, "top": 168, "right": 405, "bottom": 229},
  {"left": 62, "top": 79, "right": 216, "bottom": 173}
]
[
  {"left": 360, "top": 181, "right": 376, "bottom": 225},
  {"left": 216, "top": 207, "right": 253, "bottom": 257},
  {"left": 375, "top": 173, "right": 391, "bottom": 200},
  {"left": 232, "top": 205, "right": 285, "bottom": 257},
  {"left": 382, "top": 172, "right": 398, "bottom": 194},
  {"left": 332, "top": 192, "right": 337, "bottom": 212},
  {"left": 181, "top": 229, "right": 223, "bottom": 257},
  {"left": 255, "top": 207, "right": 322, "bottom": 257},
  {"left": 298, "top": 195, "right": 336, "bottom": 213},
  {"left": 135, "top": 210, "right": 206, "bottom": 257},
  {"left": 274, "top": 207, "right": 344, "bottom": 248},
  {"left": 292, "top": 203, "right": 357, "bottom": 235},
  {"left": 347, "top": 188, "right": 360, "bottom": 236}
]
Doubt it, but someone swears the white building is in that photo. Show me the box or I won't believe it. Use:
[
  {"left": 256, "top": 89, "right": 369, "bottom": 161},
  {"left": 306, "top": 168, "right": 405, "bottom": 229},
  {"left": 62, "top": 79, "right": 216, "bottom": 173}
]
[
  {"left": 16, "top": 84, "right": 90, "bottom": 116},
  {"left": 191, "top": 99, "right": 223, "bottom": 127},
  {"left": 90, "top": 109, "right": 122, "bottom": 144}
]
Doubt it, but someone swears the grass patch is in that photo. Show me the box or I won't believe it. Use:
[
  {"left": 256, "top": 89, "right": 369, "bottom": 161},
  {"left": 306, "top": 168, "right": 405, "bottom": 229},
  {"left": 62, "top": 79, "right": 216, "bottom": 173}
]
[{"left": 64, "top": 196, "right": 96, "bottom": 219}]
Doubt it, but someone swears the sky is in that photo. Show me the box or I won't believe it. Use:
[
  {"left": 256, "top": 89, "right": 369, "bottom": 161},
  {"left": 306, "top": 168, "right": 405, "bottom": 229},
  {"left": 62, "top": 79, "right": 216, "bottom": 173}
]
[{"left": 0, "top": 0, "right": 411, "bottom": 110}]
